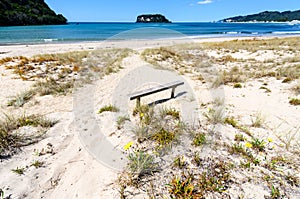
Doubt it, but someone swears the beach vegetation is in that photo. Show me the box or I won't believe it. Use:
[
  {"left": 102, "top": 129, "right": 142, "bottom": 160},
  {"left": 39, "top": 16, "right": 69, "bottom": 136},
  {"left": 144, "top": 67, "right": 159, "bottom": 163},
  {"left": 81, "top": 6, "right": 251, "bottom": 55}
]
[
  {"left": 98, "top": 104, "right": 119, "bottom": 114},
  {"left": 3, "top": 49, "right": 133, "bottom": 108},
  {"left": 229, "top": 143, "right": 248, "bottom": 157},
  {"left": 7, "top": 90, "right": 35, "bottom": 107},
  {"left": 282, "top": 77, "right": 292, "bottom": 83},
  {"left": 0, "top": 113, "right": 57, "bottom": 157},
  {"left": 173, "top": 155, "right": 186, "bottom": 169},
  {"left": 127, "top": 150, "right": 158, "bottom": 180},
  {"left": 212, "top": 97, "right": 225, "bottom": 106},
  {"left": 233, "top": 83, "right": 242, "bottom": 88},
  {"left": 292, "top": 81, "right": 300, "bottom": 95},
  {"left": 11, "top": 167, "right": 25, "bottom": 175},
  {"left": 159, "top": 107, "right": 180, "bottom": 120},
  {"left": 289, "top": 98, "right": 300, "bottom": 105},
  {"left": 32, "top": 78, "right": 74, "bottom": 96},
  {"left": 250, "top": 138, "right": 266, "bottom": 152},
  {"left": 141, "top": 47, "right": 183, "bottom": 69},
  {"left": 168, "top": 173, "right": 198, "bottom": 198},
  {"left": 275, "top": 127, "right": 299, "bottom": 151},
  {"left": 270, "top": 185, "right": 281, "bottom": 199},
  {"left": 251, "top": 112, "right": 265, "bottom": 128},
  {"left": 224, "top": 116, "right": 239, "bottom": 128},
  {"left": 116, "top": 115, "right": 130, "bottom": 129},
  {"left": 192, "top": 152, "right": 201, "bottom": 167},
  {"left": 259, "top": 86, "right": 271, "bottom": 93},
  {"left": 192, "top": 132, "right": 206, "bottom": 146},
  {"left": 151, "top": 128, "right": 176, "bottom": 147},
  {"left": 211, "top": 73, "right": 224, "bottom": 88},
  {"left": 169, "top": 159, "right": 232, "bottom": 198},
  {"left": 0, "top": 188, "right": 4, "bottom": 199},
  {"left": 217, "top": 55, "right": 237, "bottom": 62},
  {"left": 234, "top": 133, "right": 246, "bottom": 142},
  {"left": 31, "top": 160, "right": 44, "bottom": 168},
  {"left": 133, "top": 104, "right": 150, "bottom": 116},
  {"left": 205, "top": 107, "right": 225, "bottom": 124},
  {"left": 200, "top": 37, "right": 300, "bottom": 52},
  {"left": 132, "top": 125, "right": 149, "bottom": 141}
]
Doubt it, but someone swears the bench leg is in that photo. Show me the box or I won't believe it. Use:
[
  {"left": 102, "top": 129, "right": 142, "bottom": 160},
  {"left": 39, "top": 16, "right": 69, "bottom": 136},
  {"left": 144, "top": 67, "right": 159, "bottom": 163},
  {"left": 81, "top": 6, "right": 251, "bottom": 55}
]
[
  {"left": 136, "top": 97, "right": 141, "bottom": 108},
  {"left": 171, "top": 87, "right": 176, "bottom": 98}
]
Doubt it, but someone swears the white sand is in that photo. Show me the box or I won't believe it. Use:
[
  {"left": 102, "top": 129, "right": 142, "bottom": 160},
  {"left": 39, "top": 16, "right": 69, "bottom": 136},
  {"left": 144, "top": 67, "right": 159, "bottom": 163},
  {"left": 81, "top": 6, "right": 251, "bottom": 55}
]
[{"left": 0, "top": 36, "right": 299, "bottom": 198}]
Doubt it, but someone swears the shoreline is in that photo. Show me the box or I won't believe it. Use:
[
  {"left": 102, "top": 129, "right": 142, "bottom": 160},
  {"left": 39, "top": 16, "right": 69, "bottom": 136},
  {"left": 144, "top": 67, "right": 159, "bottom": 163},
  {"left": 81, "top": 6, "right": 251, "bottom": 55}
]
[
  {"left": 1, "top": 35, "right": 300, "bottom": 58},
  {"left": 1, "top": 32, "right": 300, "bottom": 46}
]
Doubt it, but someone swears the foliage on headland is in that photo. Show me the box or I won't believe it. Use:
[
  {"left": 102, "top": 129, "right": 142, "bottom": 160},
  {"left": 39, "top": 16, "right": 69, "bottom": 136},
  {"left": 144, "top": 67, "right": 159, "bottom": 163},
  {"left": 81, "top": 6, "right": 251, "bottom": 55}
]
[
  {"left": 0, "top": 0, "right": 67, "bottom": 26},
  {"left": 222, "top": 10, "right": 300, "bottom": 22}
]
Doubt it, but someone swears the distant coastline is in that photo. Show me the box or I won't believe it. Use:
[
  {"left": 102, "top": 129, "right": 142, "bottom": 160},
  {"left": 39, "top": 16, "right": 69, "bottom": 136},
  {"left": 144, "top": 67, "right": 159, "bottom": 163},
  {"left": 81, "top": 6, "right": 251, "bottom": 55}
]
[{"left": 222, "top": 10, "right": 300, "bottom": 23}]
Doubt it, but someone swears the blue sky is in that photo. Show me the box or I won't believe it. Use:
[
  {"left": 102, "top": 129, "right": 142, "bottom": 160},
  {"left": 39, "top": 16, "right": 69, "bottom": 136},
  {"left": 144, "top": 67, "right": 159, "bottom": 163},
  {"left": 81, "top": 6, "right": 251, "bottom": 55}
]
[{"left": 45, "top": 0, "right": 300, "bottom": 22}]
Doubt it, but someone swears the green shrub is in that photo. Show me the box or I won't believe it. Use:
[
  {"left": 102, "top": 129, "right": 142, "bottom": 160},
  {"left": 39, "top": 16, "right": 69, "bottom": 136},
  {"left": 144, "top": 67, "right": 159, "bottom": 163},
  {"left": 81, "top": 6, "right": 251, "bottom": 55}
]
[{"left": 127, "top": 151, "right": 158, "bottom": 179}]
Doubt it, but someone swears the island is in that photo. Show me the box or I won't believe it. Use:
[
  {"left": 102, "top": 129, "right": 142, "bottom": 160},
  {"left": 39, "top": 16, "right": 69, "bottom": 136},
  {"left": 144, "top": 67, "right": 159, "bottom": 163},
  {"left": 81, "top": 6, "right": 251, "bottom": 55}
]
[
  {"left": 0, "top": 0, "right": 67, "bottom": 26},
  {"left": 136, "top": 14, "right": 171, "bottom": 23},
  {"left": 222, "top": 10, "right": 300, "bottom": 22}
]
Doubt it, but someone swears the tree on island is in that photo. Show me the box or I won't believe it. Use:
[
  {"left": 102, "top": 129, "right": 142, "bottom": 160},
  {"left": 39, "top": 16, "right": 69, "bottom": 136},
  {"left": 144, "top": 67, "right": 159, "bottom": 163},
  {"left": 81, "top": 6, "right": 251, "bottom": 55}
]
[
  {"left": 222, "top": 10, "right": 300, "bottom": 22},
  {"left": 136, "top": 14, "right": 171, "bottom": 23},
  {"left": 0, "top": 0, "right": 67, "bottom": 26}
]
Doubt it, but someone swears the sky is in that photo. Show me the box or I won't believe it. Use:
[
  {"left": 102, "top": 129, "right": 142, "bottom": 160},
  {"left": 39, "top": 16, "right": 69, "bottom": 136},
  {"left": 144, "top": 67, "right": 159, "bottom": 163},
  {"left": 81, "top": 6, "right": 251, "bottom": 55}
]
[{"left": 45, "top": 0, "right": 300, "bottom": 22}]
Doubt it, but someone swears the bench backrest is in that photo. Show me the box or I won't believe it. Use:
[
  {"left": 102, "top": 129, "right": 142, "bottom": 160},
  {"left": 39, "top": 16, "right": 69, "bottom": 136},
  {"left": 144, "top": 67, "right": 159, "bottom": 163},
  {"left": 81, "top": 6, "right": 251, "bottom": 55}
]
[{"left": 129, "top": 80, "right": 184, "bottom": 100}]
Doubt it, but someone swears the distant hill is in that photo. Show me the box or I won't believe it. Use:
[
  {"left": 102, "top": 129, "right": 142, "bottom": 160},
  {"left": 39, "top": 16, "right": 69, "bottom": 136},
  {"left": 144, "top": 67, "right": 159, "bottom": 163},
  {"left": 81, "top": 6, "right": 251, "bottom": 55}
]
[
  {"left": 222, "top": 10, "right": 300, "bottom": 22},
  {"left": 0, "top": 0, "right": 67, "bottom": 26},
  {"left": 136, "top": 14, "right": 171, "bottom": 23}
]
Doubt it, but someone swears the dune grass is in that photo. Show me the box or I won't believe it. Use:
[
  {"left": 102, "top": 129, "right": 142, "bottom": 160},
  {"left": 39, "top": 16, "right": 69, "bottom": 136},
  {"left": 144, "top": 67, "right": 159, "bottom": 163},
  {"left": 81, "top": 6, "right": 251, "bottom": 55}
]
[
  {"left": 200, "top": 37, "right": 300, "bottom": 52},
  {"left": 289, "top": 98, "right": 300, "bottom": 106},
  {"left": 4, "top": 48, "right": 133, "bottom": 107},
  {"left": 141, "top": 37, "right": 300, "bottom": 88},
  {"left": 98, "top": 104, "right": 119, "bottom": 114},
  {"left": 0, "top": 113, "right": 57, "bottom": 157}
]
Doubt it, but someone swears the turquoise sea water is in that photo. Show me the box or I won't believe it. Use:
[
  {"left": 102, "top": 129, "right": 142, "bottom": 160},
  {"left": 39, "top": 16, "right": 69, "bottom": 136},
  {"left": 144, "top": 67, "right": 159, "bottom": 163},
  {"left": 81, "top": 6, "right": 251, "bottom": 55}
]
[{"left": 0, "top": 22, "right": 299, "bottom": 45}]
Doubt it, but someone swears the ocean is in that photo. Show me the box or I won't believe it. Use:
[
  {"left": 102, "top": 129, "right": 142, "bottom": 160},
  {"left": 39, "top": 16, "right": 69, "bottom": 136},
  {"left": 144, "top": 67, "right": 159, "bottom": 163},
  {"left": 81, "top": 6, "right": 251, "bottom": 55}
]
[{"left": 0, "top": 22, "right": 299, "bottom": 45}]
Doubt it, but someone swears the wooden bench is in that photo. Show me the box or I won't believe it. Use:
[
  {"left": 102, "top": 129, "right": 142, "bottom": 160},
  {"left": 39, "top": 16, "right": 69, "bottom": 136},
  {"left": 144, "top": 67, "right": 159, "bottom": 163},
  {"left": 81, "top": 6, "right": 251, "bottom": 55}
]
[{"left": 129, "top": 80, "right": 184, "bottom": 107}]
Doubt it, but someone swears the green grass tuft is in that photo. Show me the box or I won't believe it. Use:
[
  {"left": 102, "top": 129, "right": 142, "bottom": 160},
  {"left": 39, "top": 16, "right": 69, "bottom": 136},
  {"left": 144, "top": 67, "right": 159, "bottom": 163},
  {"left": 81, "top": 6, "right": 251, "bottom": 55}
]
[
  {"left": 224, "top": 117, "right": 238, "bottom": 127},
  {"left": 160, "top": 107, "right": 180, "bottom": 120},
  {"left": 0, "top": 114, "right": 57, "bottom": 157},
  {"left": 127, "top": 150, "right": 158, "bottom": 179},
  {"left": 31, "top": 160, "right": 44, "bottom": 168},
  {"left": 259, "top": 86, "right": 271, "bottom": 93},
  {"left": 233, "top": 83, "right": 242, "bottom": 88},
  {"left": 11, "top": 167, "right": 25, "bottom": 175},
  {"left": 192, "top": 133, "right": 206, "bottom": 146},
  {"left": 289, "top": 98, "right": 300, "bottom": 106},
  {"left": 98, "top": 104, "right": 119, "bottom": 114},
  {"left": 151, "top": 128, "right": 176, "bottom": 147},
  {"left": 116, "top": 115, "right": 130, "bottom": 129}
]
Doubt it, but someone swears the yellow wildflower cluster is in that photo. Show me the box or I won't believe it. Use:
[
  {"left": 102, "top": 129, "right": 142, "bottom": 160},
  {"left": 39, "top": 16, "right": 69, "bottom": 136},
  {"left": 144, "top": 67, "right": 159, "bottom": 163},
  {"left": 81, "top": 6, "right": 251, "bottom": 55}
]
[{"left": 123, "top": 141, "right": 134, "bottom": 150}]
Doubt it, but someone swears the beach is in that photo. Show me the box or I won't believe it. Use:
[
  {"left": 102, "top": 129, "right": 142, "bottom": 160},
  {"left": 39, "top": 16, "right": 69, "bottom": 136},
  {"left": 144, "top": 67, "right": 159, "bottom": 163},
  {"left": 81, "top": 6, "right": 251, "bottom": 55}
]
[{"left": 0, "top": 36, "right": 300, "bottom": 198}]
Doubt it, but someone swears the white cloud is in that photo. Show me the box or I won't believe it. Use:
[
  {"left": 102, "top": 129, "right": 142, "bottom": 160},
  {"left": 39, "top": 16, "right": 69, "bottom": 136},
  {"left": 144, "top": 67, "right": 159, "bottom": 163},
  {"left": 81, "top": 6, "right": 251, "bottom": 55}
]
[{"left": 197, "top": 0, "right": 213, "bottom": 5}]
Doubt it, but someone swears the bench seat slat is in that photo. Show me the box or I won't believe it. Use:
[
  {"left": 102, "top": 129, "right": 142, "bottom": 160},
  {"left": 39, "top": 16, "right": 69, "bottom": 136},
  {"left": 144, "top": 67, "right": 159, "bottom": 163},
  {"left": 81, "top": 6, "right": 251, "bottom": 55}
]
[{"left": 129, "top": 81, "right": 184, "bottom": 100}]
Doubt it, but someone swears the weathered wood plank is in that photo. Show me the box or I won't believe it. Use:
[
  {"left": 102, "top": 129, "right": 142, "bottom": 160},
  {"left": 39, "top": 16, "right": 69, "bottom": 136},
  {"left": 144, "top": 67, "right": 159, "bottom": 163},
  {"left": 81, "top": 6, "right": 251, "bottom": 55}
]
[{"left": 129, "top": 81, "right": 184, "bottom": 100}]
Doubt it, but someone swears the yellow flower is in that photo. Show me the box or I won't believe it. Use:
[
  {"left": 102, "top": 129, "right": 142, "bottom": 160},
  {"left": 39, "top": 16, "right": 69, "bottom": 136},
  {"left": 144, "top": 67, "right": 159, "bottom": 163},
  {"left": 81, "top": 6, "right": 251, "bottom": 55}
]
[
  {"left": 123, "top": 141, "right": 134, "bottom": 150},
  {"left": 267, "top": 137, "right": 273, "bottom": 142},
  {"left": 245, "top": 142, "right": 253, "bottom": 148},
  {"left": 140, "top": 113, "right": 144, "bottom": 117}
]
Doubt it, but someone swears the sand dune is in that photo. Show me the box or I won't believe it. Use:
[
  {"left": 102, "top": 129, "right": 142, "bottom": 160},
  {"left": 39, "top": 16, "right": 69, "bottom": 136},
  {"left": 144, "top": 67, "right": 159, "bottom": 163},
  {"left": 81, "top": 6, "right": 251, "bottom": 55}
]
[{"left": 0, "top": 36, "right": 299, "bottom": 198}]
